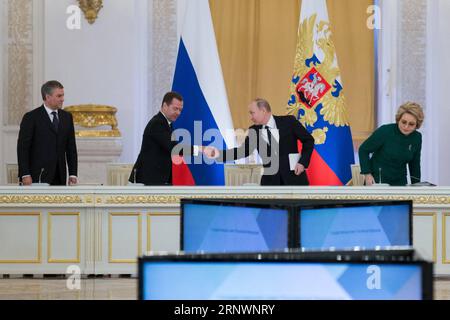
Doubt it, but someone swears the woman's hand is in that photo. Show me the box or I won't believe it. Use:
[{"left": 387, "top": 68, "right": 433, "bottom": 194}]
[{"left": 364, "top": 174, "right": 375, "bottom": 186}]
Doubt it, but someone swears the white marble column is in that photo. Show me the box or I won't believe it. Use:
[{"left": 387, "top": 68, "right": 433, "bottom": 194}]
[
  {"left": 378, "top": 0, "right": 441, "bottom": 184},
  {"left": 426, "top": 0, "right": 450, "bottom": 185},
  {"left": 149, "top": 0, "right": 178, "bottom": 116},
  {"left": 0, "top": 0, "right": 36, "bottom": 185},
  {"left": 0, "top": 0, "right": 5, "bottom": 184}
]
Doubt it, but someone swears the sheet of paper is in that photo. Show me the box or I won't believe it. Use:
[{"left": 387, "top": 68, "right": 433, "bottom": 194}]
[{"left": 289, "top": 153, "right": 301, "bottom": 171}]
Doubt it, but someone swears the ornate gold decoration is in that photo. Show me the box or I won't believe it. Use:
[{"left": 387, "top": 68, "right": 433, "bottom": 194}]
[
  {"left": 101, "top": 193, "right": 450, "bottom": 206},
  {"left": 105, "top": 194, "right": 288, "bottom": 205},
  {"left": 106, "top": 195, "right": 181, "bottom": 205},
  {"left": 0, "top": 195, "right": 83, "bottom": 204},
  {"left": 2, "top": 192, "right": 450, "bottom": 206},
  {"left": 64, "top": 105, "right": 121, "bottom": 137},
  {"left": 287, "top": 13, "right": 349, "bottom": 146},
  {"left": 311, "top": 127, "right": 329, "bottom": 145},
  {"left": 77, "top": 0, "right": 103, "bottom": 24},
  {"left": 289, "top": 194, "right": 450, "bottom": 205}
]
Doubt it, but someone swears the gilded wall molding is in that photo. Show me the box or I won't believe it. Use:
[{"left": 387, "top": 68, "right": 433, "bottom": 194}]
[
  {"left": 0, "top": 195, "right": 83, "bottom": 204},
  {"left": 1, "top": 192, "right": 450, "bottom": 206},
  {"left": 104, "top": 194, "right": 283, "bottom": 205},
  {"left": 6, "top": 0, "right": 33, "bottom": 126},
  {"left": 290, "top": 194, "right": 450, "bottom": 205}
]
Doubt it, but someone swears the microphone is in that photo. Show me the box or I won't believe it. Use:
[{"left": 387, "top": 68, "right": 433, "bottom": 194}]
[
  {"left": 378, "top": 167, "right": 382, "bottom": 184},
  {"left": 38, "top": 168, "right": 44, "bottom": 184},
  {"left": 133, "top": 168, "right": 137, "bottom": 184}
]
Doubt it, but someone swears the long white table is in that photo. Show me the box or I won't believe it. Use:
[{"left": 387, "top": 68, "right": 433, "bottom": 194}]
[{"left": 0, "top": 186, "right": 448, "bottom": 275}]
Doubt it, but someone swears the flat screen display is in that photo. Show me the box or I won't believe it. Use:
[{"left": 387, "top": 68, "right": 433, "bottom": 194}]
[
  {"left": 182, "top": 203, "right": 289, "bottom": 253},
  {"left": 300, "top": 203, "right": 411, "bottom": 250},
  {"left": 140, "top": 260, "right": 424, "bottom": 300}
]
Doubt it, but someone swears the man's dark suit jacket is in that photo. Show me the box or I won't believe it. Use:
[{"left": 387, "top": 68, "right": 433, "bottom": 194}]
[
  {"left": 17, "top": 105, "right": 78, "bottom": 185},
  {"left": 129, "top": 112, "right": 183, "bottom": 185},
  {"left": 221, "top": 115, "right": 315, "bottom": 185}
]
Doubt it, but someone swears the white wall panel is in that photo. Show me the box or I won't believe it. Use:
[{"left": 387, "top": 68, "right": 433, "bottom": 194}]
[{"left": 47, "top": 213, "right": 80, "bottom": 263}]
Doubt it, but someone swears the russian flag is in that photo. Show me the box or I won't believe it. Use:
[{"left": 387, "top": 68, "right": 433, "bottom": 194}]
[
  {"left": 287, "top": 0, "right": 355, "bottom": 186},
  {"left": 171, "top": 0, "right": 235, "bottom": 186}
]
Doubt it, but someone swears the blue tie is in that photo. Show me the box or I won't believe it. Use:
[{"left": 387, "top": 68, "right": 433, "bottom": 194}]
[{"left": 51, "top": 111, "right": 59, "bottom": 131}]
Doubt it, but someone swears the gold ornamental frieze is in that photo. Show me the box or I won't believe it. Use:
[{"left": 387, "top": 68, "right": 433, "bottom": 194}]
[
  {"left": 104, "top": 194, "right": 281, "bottom": 205},
  {"left": 290, "top": 194, "right": 450, "bottom": 205},
  {"left": 0, "top": 195, "right": 83, "bottom": 204},
  {"left": 2, "top": 193, "right": 450, "bottom": 206},
  {"left": 105, "top": 195, "right": 181, "bottom": 205}
]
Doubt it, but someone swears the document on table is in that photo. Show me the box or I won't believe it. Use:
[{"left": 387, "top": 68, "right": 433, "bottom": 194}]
[{"left": 289, "top": 153, "right": 301, "bottom": 171}]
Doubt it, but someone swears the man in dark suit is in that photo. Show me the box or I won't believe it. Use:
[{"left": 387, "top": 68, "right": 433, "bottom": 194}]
[
  {"left": 17, "top": 81, "right": 78, "bottom": 186},
  {"left": 214, "top": 98, "right": 315, "bottom": 185},
  {"left": 129, "top": 91, "right": 207, "bottom": 186}
]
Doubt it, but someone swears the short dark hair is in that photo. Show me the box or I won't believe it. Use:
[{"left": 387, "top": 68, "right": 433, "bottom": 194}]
[
  {"left": 41, "top": 81, "right": 64, "bottom": 100},
  {"left": 161, "top": 91, "right": 183, "bottom": 108},
  {"left": 254, "top": 98, "right": 272, "bottom": 112}
]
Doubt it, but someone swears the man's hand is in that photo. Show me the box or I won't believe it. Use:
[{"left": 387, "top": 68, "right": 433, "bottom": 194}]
[
  {"left": 68, "top": 176, "right": 77, "bottom": 186},
  {"left": 202, "top": 146, "right": 219, "bottom": 159},
  {"left": 22, "top": 176, "right": 32, "bottom": 186},
  {"left": 294, "top": 163, "right": 305, "bottom": 176}
]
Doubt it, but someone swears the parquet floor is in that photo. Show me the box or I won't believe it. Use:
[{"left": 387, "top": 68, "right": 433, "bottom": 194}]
[{"left": 0, "top": 277, "right": 449, "bottom": 300}]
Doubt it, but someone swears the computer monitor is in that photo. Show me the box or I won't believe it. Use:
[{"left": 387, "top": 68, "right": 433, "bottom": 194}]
[
  {"left": 299, "top": 200, "right": 412, "bottom": 251},
  {"left": 139, "top": 252, "right": 432, "bottom": 300},
  {"left": 181, "top": 199, "right": 292, "bottom": 253}
]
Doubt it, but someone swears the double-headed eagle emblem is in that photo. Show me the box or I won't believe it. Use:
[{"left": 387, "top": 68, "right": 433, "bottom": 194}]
[{"left": 287, "top": 14, "right": 349, "bottom": 145}]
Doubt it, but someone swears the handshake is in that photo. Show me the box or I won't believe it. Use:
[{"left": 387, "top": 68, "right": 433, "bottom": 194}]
[{"left": 200, "top": 146, "right": 220, "bottom": 159}]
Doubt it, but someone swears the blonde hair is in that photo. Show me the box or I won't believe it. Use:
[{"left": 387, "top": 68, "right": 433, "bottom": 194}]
[{"left": 395, "top": 102, "right": 425, "bottom": 129}]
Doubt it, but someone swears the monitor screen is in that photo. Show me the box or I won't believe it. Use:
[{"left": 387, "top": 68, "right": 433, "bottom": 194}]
[
  {"left": 140, "top": 258, "right": 427, "bottom": 300},
  {"left": 300, "top": 203, "right": 411, "bottom": 250},
  {"left": 182, "top": 202, "right": 290, "bottom": 253}
]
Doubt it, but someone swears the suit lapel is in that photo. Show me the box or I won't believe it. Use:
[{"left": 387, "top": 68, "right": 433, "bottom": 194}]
[
  {"left": 57, "top": 109, "right": 63, "bottom": 133},
  {"left": 158, "top": 112, "right": 171, "bottom": 132},
  {"left": 273, "top": 116, "right": 286, "bottom": 137}
]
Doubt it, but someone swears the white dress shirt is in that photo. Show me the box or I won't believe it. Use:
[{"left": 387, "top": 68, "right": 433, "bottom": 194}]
[
  {"left": 262, "top": 115, "right": 280, "bottom": 144},
  {"left": 44, "top": 104, "right": 58, "bottom": 122}
]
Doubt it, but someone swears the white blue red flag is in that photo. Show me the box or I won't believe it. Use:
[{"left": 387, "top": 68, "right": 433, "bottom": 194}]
[
  {"left": 287, "top": 0, "right": 355, "bottom": 185},
  {"left": 171, "top": 0, "right": 235, "bottom": 185}
]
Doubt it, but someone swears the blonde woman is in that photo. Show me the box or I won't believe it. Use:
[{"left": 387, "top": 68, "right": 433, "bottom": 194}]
[{"left": 359, "top": 102, "right": 424, "bottom": 186}]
